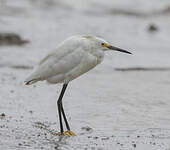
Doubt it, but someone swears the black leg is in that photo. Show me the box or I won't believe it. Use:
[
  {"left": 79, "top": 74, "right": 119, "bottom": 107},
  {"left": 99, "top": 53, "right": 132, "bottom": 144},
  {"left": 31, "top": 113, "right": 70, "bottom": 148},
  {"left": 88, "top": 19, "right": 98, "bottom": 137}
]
[
  {"left": 57, "top": 100, "right": 63, "bottom": 133},
  {"left": 60, "top": 84, "right": 70, "bottom": 130},
  {"left": 57, "top": 83, "right": 69, "bottom": 133},
  {"left": 61, "top": 100, "right": 70, "bottom": 131}
]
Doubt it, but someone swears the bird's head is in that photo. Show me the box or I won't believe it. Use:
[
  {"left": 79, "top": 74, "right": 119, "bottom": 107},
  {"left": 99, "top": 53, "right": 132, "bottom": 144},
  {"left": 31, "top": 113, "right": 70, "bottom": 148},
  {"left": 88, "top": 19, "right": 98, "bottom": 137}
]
[{"left": 83, "top": 36, "right": 132, "bottom": 55}]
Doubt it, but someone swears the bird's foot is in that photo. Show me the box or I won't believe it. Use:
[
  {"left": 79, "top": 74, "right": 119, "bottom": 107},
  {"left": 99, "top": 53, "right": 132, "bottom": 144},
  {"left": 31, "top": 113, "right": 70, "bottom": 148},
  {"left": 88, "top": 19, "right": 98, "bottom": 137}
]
[
  {"left": 53, "top": 130, "right": 76, "bottom": 136},
  {"left": 63, "top": 130, "right": 76, "bottom": 136}
]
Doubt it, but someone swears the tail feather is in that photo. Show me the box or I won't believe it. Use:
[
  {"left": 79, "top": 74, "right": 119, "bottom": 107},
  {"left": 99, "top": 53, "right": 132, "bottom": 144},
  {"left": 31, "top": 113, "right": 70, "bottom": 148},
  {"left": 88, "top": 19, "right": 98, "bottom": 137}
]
[{"left": 25, "top": 79, "right": 39, "bottom": 85}]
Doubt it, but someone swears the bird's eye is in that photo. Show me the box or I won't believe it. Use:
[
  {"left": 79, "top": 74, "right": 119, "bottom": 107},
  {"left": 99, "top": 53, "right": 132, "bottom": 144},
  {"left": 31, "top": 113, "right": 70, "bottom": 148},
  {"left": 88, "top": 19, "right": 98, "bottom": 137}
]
[
  {"left": 101, "top": 43, "right": 108, "bottom": 47},
  {"left": 101, "top": 43, "right": 105, "bottom": 46}
]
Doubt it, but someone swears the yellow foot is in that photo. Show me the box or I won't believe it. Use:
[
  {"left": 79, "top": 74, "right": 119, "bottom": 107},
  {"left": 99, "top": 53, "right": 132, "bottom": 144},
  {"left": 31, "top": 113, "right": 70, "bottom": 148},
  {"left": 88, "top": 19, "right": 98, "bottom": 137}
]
[
  {"left": 63, "top": 130, "right": 76, "bottom": 136},
  {"left": 53, "top": 130, "right": 76, "bottom": 136}
]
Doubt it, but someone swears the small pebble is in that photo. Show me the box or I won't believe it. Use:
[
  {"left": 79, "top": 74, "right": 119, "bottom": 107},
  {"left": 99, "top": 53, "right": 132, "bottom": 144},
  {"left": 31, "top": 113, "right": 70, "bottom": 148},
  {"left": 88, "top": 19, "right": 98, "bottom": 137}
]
[
  {"left": 29, "top": 110, "right": 33, "bottom": 114},
  {"left": 133, "top": 144, "right": 136, "bottom": 148},
  {"left": 0, "top": 113, "right": 6, "bottom": 119},
  {"left": 0, "top": 113, "right": 5, "bottom": 117},
  {"left": 148, "top": 24, "right": 158, "bottom": 32},
  {"left": 93, "top": 136, "right": 99, "bottom": 139},
  {"left": 81, "top": 126, "right": 92, "bottom": 132},
  {"left": 54, "top": 146, "right": 59, "bottom": 149},
  {"left": 101, "top": 137, "right": 109, "bottom": 140}
]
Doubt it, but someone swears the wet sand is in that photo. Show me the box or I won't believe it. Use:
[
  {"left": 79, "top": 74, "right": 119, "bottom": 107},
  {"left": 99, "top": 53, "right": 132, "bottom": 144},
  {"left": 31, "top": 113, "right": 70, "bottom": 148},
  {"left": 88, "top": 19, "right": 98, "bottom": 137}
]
[
  {"left": 0, "top": 68, "right": 170, "bottom": 149},
  {"left": 0, "top": 0, "right": 170, "bottom": 149}
]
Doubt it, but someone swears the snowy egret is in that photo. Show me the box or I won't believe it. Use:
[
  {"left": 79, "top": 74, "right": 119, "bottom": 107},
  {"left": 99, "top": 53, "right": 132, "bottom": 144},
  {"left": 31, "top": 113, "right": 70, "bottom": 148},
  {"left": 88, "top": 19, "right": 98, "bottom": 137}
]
[{"left": 25, "top": 35, "right": 132, "bottom": 136}]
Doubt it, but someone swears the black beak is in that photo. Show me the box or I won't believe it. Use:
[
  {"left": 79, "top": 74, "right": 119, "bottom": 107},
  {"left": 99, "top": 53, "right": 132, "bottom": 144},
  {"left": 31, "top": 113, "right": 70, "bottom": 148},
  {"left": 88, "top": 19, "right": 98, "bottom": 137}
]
[{"left": 107, "top": 45, "right": 132, "bottom": 54}]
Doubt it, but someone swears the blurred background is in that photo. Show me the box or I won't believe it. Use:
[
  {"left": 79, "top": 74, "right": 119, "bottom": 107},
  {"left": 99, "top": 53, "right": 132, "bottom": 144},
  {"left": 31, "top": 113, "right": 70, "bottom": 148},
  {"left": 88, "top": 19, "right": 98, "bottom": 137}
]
[
  {"left": 1, "top": 0, "right": 170, "bottom": 149},
  {"left": 0, "top": 0, "right": 170, "bottom": 69}
]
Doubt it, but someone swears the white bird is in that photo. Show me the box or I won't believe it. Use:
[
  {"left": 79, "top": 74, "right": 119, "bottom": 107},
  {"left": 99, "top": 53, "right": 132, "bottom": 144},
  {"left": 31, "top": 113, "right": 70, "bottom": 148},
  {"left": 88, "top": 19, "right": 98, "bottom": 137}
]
[{"left": 25, "top": 35, "right": 132, "bottom": 136}]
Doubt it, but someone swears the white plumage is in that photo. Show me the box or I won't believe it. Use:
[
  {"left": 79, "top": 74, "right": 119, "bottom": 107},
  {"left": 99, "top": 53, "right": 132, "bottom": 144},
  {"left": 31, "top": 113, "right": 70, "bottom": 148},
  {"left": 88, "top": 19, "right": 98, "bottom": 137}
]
[
  {"left": 25, "top": 35, "right": 106, "bottom": 85},
  {"left": 25, "top": 35, "right": 132, "bottom": 85},
  {"left": 25, "top": 35, "right": 132, "bottom": 136}
]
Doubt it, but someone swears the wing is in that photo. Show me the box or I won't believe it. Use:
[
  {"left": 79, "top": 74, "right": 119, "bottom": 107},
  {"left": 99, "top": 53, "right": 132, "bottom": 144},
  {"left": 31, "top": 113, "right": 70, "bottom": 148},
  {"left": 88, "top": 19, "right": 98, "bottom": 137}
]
[
  {"left": 25, "top": 46, "right": 85, "bottom": 84},
  {"left": 39, "top": 53, "right": 53, "bottom": 65},
  {"left": 47, "top": 52, "right": 98, "bottom": 84}
]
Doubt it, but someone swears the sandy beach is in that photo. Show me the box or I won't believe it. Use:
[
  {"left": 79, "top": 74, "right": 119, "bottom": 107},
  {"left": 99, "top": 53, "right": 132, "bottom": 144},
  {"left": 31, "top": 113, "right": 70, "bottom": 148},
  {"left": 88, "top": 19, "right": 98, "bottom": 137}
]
[{"left": 0, "top": 0, "right": 170, "bottom": 149}]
